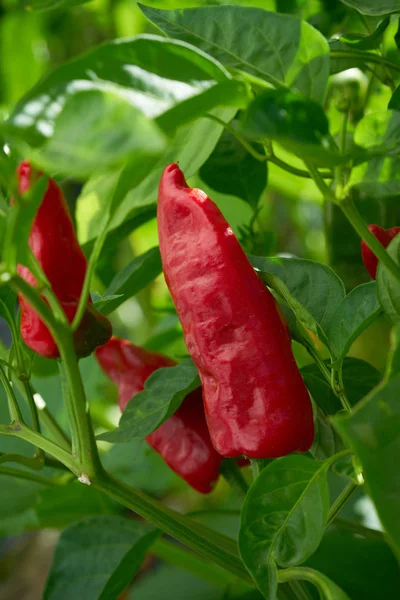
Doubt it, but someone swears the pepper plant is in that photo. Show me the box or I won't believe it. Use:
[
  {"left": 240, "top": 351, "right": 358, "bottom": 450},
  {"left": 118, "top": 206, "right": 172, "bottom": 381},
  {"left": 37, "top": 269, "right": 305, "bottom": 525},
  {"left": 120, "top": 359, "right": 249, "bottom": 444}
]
[{"left": 0, "top": 1, "right": 400, "bottom": 599}]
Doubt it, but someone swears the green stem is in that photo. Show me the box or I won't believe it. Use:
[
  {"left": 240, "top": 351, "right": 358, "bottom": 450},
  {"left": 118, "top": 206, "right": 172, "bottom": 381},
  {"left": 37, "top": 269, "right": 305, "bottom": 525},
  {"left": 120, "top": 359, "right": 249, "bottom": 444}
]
[
  {"left": 340, "top": 199, "right": 400, "bottom": 283},
  {"left": 220, "top": 460, "right": 249, "bottom": 497},
  {"left": 71, "top": 215, "right": 110, "bottom": 331},
  {"left": 305, "top": 162, "right": 338, "bottom": 205},
  {"left": 28, "top": 386, "right": 71, "bottom": 451},
  {"left": 151, "top": 538, "right": 246, "bottom": 591},
  {"left": 0, "top": 422, "right": 76, "bottom": 473},
  {"left": 330, "top": 49, "right": 400, "bottom": 76},
  {"left": 233, "top": 68, "right": 287, "bottom": 91},
  {"left": 0, "top": 452, "right": 42, "bottom": 469},
  {"left": 287, "top": 581, "right": 314, "bottom": 600},
  {"left": 205, "top": 114, "right": 332, "bottom": 179},
  {"left": 0, "top": 362, "right": 23, "bottom": 422},
  {"left": 8, "top": 275, "right": 100, "bottom": 479},
  {"left": 332, "top": 365, "right": 352, "bottom": 413},
  {"left": 334, "top": 517, "right": 385, "bottom": 541},
  {"left": 326, "top": 481, "right": 358, "bottom": 528},
  {"left": 94, "top": 470, "right": 253, "bottom": 585},
  {"left": 278, "top": 567, "right": 342, "bottom": 597},
  {"left": 0, "top": 466, "right": 60, "bottom": 486}
]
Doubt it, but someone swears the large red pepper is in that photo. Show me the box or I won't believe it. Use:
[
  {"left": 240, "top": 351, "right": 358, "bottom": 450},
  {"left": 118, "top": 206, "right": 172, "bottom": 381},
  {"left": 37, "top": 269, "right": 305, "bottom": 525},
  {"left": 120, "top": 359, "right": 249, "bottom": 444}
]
[
  {"left": 361, "top": 224, "right": 400, "bottom": 279},
  {"left": 16, "top": 160, "right": 112, "bottom": 358},
  {"left": 157, "top": 164, "right": 314, "bottom": 459},
  {"left": 95, "top": 337, "right": 222, "bottom": 493}
]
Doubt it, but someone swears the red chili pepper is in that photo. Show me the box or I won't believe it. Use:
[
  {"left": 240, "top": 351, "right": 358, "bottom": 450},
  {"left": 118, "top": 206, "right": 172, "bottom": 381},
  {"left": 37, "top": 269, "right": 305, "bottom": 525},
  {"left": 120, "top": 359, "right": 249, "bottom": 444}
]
[
  {"left": 95, "top": 337, "right": 222, "bottom": 493},
  {"left": 361, "top": 224, "right": 400, "bottom": 279},
  {"left": 16, "top": 160, "right": 112, "bottom": 358},
  {"left": 157, "top": 163, "right": 314, "bottom": 459}
]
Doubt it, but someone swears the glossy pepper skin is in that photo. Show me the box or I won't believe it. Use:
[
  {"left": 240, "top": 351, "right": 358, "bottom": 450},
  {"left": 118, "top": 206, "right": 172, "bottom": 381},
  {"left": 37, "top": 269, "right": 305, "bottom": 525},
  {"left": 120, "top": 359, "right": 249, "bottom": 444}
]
[
  {"left": 95, "top": 337, "right": 222, "bottom": 493},
  {"left": 16, "top": 160, "right": 112, "bottom": 358},
  {"left": 157, "top": 164, "right": 314, "bottom": 459},
  {"left": 361, "top": 224, "right": 400, "bottom": 279}
]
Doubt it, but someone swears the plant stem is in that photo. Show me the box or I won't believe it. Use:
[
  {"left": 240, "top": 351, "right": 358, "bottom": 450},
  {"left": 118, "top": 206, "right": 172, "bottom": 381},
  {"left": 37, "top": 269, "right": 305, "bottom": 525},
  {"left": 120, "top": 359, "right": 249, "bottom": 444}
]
[
  {"left": 8, "top": 275, "right": 100, "bottom": 479},
  {"left": 0, "top": 466, "right": 60, "bottom": 486},
  {"left": 0, "top": 452, "right": 42, "bottom": 469},
  {"left": 71, "top": 214, "right": 110, "bottom": 331},
  {"left": 29, "top": 386, "right": 71, "bottom": 451},
  {"left": 0, "top": 422, "right": 76, "bottom": 473},
  {"left": 0, "top": 363, "right": 23, "bottom": 422},
  {"left": 287, "top": 581, "right": 314, "bottom": 600},
  {"left": 305, "top": 161, "right": 338, "bottom": 205},
  {"left": 205, "top": 114, "right": 332, "bottom": 178},
  {"left": 332, "top": 364, "right": 352, "bottom": 413},
  {"left": 330, "top": 49, "right": 400, "bottom": 76},
  {"left": 326, "top": 481, "right": 358, "bottom": 528},
  {"left": 94, "top": 470, "right": 253, "bottom": 585},
  {"left": 220, "top": 460, "right": 249, "bottom": 497},
  {"left": 334, "top": 517, "right": 385, "bottom": 541},
  {"left": 151, "top": 538, "right": 248, "bottom": 592},
  {"left": 340, "top": 198, "right": 400, "bottom": 283}
]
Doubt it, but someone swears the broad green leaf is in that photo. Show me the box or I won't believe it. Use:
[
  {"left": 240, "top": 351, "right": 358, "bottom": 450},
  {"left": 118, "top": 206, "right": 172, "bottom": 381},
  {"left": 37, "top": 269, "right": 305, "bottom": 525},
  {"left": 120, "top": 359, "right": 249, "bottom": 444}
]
[
  {"left": 8, "top": 35, "right": 231, "bottom": 146},
  {"left": 35, "top": 482, "right": 120, "bottom": 529},
  {"left": 239, "top": 455, "right": 330, "bottom": 599},
  {"left": 139, "top": 4, "right": 330, "bottom": 103},
  {"left": 199, "top": 128, "right": 267, "bottom": 209},
  {"left": 29, "top": 89, "right": 167, "bottom": 178},
  {"left": 44, "top": 516, "right": 158, "bottom": 600},
  {"left": 348, "top": 111, "right": 400, "bottom": 196},
  {"left": 339, "top": 17, "right": 390, "bottom": 50},
  {"left": 333, "top": 375, "right": 400, "bottom": 560},
  {"left": 241, "top": 89, "right": 342, "bottom": 167},
  {"left": 78, "top": 106, "right": 235, "bottom": 249},
  {"left": 280, "top": 567, "right": 351, "bottom": 600},
  {"left": 326, "top": 282, "right": 381, "bottom": 364},
  {"left": 376, "top": 234, "right": 400, "bottom": 323},
  {"left": 97, "top": 247, "right": 162, "bottom": 316},
  {"left": 249, "top": 255, "right": 346, "bottom": 334},
  {"left": 311, "top": 407, "right": 345, "bottom": 462},
  {"left": 0, "top": 474, "right": 39, "bottom": 536},
  {"left": 385, "top": 324, "right": 400, "bottom": 380},
  {"left": 339, "top": 0, "right": 400, "bottom": 16},
  {"left": 305, "top": 531, "right": 400, "bottom": 600},
  {"left": 301, "top": 357, "right": 381, "bottom": 415},
  {"left": 97, "top": 359, "right": 200, "bottom": 443}
]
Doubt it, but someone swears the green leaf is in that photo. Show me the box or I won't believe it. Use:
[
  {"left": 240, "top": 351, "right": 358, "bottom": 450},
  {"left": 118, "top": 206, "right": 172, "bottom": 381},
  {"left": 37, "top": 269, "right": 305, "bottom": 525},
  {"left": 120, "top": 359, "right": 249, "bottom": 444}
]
[
  {"left": 199, "top": 129, "right": 267, "bottom": 209},
  {"left": 97, "top": 359, "right": 200, "bottom": 443},
  {"left": 35, "top": 482, "right": 120, "bottom": 529},
  {"left": 339, "top": 0, "right": 400, "bottom": 16},
  {"left": 326, "top": 282, "right": 381, "bottom": 364},
  {"left": 339, "top": 17, "right": 390, "bottom": 50},
  {"left": 29, "top": 89, "right": 167, "bottom": 179},
  {"left": 301, "top": 357, "right": 381, "bottom": 415},
  {"left": 333, "top": 374, "right": 400, "bottom": 560},
  {"left": 310, "top": 407, "right": 346, "bottom": 462},
  {"left": 97, "top": 247, "right": 162, "bottom": 316},
  {"left": 348, "top": 111, "right": 400, "bottom": 197},
  {"left": 385, "top": 324, "right": 400, "bottom": 380},
  {"left": 8, "top": 34, "right": 231, "bottom": 146},
  {"left": 239, "top": 455, "right": 330, "bottom": 598},
  {"left": 0, "top": 474, "right": 39, "bottom": 536},
  {"left": 77, "top": 106, "right": 235, "bottom": 249},
  {"left": 44, "top": 516, "right": 158, "bottom": 600},
  {"left": 376, "top": 234, "right": 400, "bottom": 323},
  {"left": 139, "top": 4, "right": 330, "bottom": 103},
  {"left": 241, "top": 89, "right": 341, "bottom": 167},
  {"left": 305, "top": 531, "right": 400, "bottom": 600},
  {"left": 249, "top": 255, "right": 345, "bottom": 334}
]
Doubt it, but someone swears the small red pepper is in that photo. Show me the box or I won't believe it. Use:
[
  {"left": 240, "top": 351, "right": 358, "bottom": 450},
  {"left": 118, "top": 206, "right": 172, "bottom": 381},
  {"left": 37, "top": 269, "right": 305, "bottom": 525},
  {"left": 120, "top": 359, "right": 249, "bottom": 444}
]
[
  {"left": 361, "top": 224, "right": 400, "bottom": 279},
  {"left": 16, "top": 160, "right": 112, "bottom": 358},
  {"left": 157, "top": 164, "right": 314, "bottom": 459},
  {"left": 95, "top": 337, "right": 222, "bottom": 493}
]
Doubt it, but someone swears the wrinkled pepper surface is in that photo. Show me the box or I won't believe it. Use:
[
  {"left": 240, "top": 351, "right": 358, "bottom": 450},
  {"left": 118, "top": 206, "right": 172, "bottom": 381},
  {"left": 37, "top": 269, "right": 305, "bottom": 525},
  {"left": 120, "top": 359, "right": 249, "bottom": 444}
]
[
  {"left": 16, "top": 160, "right": 112, "bottom": 358},
  {"left": 157, "top": 164, "right": 314, "bottom": 459},
  {"left": 96, "top": 337, "right": 222, "bottom": 493},
  {"left": 361, "top": 224, "right": 400, "bottom": 279}
]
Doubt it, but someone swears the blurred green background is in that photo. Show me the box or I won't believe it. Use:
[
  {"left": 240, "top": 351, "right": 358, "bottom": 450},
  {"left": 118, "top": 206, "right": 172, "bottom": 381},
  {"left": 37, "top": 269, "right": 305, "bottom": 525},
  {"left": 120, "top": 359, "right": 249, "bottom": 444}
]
[{"left": 1, "top": 0, "right": 399, "bottom": 598}]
